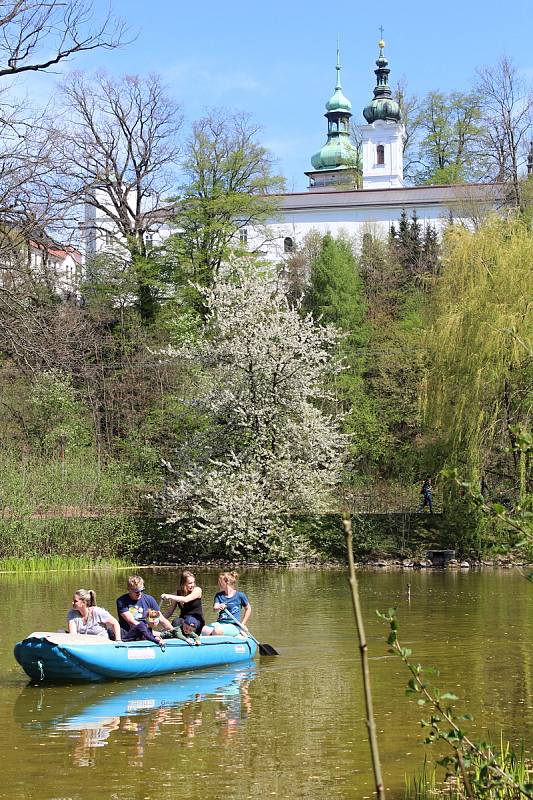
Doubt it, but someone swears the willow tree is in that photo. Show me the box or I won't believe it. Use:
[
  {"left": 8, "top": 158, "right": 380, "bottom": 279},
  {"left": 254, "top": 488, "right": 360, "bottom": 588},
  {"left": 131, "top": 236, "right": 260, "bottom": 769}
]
[{"left": 422, "top": 218, "right": 532, "bottom": 503}]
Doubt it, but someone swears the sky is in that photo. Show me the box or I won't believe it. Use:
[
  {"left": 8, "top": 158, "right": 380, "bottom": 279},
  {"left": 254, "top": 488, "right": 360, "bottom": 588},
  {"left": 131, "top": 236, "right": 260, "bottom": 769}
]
[{"left": 14, "top": 0, "right": 533, "bottom": 192}]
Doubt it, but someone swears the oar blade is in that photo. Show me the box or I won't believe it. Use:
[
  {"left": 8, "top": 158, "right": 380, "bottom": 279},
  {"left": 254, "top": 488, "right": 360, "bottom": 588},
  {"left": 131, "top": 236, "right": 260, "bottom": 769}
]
[{"left": 258, "top": 642, "right": 279, "bottom": 656}]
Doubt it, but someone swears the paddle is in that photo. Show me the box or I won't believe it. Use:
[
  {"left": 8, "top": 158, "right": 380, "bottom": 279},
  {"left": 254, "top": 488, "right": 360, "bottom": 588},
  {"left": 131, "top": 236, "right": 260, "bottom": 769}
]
[{"left": 224, "top": 610, "right": 279, "bottom": 656}]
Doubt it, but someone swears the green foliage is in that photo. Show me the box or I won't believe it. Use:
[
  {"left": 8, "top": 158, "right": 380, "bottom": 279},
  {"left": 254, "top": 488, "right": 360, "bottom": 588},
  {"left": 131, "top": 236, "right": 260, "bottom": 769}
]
[
  {"left": 170, "top": 111, "right": 284, "bottom": 291},
  {"left": 0, "top": 449, "right": 139, "bottom": 560},
  {"left": 413, "top": 91, "right": 487, "bottom": 185},
  {"left": 379, "top": 609, "right": 533, "bottom": 799},
  {"left": 422, "top": 218, "right": 533, "bottom": 503},
  {"left": 302, "top": 232, "right": 386, "bottom": 474},
  {"left": 0, "top": 555, "right": 131, "bottom": 573},
  {"left": 442, "top": 463, "right": 533, "bottom": 555},
  {"left": 28, "top": 370, "right": 93, "bottom": 454},
  {"left": 304, "top": 232, "right": 367, "bottom": 341}
]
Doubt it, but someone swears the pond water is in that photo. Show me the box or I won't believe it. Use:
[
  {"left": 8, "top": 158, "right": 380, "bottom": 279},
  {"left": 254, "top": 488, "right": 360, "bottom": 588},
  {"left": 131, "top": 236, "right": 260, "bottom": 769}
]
[{"left": 1, "top": 567, "right": 531, "bottom": 800}]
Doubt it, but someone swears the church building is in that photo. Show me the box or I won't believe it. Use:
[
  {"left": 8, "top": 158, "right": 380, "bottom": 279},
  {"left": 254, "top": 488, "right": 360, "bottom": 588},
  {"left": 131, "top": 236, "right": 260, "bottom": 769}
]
[
  {"left": 83, "top": 39, "right": 504, "bottom": 264},
  {"left": 260, "top": 40, "right": 504, "bottom": 261}
]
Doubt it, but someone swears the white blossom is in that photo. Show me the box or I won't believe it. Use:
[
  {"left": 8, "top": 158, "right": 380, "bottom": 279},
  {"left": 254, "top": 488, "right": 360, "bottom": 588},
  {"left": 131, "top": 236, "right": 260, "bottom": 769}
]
[{"left": 155, "top": 263, "right": 349, "bottom": 559}]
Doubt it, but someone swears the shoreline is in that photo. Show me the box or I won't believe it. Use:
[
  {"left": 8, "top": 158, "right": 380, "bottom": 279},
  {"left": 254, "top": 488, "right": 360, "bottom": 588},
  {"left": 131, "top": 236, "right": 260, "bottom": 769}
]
[{"left": 1, "top": 556, "right": 531, "bottom": 576}]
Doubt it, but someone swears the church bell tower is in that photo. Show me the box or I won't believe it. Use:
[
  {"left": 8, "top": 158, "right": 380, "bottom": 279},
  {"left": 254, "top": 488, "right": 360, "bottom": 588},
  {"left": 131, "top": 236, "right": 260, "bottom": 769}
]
[{"left": 360, "top": 38, "right": 404, "bottom": 189}]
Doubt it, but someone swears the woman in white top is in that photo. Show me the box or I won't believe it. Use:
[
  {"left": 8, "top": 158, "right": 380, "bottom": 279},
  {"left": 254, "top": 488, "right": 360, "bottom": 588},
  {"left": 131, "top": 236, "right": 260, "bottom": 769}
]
[{"left": 67, "top": 588, "right": 122, "bottom": 640}]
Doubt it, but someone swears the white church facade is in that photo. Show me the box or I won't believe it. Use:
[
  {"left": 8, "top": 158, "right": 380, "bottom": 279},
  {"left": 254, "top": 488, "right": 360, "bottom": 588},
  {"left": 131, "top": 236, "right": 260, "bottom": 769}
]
[
  {"left": 83, "top": 40, "right": 505, "bottom": 264},
  {"left": 258, "top": 40, "right": 504, "bottom": 262}
]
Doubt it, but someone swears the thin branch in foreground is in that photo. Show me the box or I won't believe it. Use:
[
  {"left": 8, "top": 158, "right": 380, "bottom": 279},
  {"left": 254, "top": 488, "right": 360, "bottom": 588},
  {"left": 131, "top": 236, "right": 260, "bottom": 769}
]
[{"left": 343, "top": 515, "right": 386, "bottom": 800}]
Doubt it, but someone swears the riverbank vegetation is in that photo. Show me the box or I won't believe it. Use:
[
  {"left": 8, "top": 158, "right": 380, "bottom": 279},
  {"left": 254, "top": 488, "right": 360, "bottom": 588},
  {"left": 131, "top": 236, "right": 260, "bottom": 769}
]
[
  {"left": 1, "top": 207, "right": 530, "bottom": 564},
  {"left": 0, "top": 7, "right": 531, "bottom": 564}
]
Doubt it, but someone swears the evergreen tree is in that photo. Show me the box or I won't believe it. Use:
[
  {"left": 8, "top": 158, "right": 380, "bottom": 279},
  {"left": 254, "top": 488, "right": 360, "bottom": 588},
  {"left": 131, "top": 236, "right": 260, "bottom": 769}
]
[
  {"left": 305, "top": 233, "right": 367, "bottom": 345},
  {"left": 409, "top": 210, "right": 423, "bottom": 270},
  {"left": 422, "top": 224, "right": 440, "bottom": 274},
  {"left": 398, "top": 209, "right": 410, "bottom": 257},
  {"left": 396, "top": 209, "right": 424, "bottom": 272},
  {"left": 304, "top": 233, "right": 385, "bottom": 473}
]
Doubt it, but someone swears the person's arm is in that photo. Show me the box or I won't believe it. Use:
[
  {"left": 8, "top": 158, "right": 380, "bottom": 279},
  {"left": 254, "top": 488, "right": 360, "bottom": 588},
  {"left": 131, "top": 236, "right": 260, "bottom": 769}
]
[
  {"left": 174, "top": 627, "right": 194, "bottom": 646},
  {"left": 213, "top": 592, "right": 226, "bottom": 612},
  {"left": 67, "top": 618, "right": 78, "bottom": 634},
  {"left": 161, "top": 587, "right": 202, "bottom": 604},
  {"left": 241, "top": 602, "right": 252, "bottom": 630},
  {"left": 161, "top": 598, "right": 178, "bottom": 619},
  {"left": 159, "top": 615, "right": 174, "bottom": 631},
  {"left": 106, "top": 615, "right": 122, "bottom": 641},
  {"left": 119, "top": 609, "right": 138, "bottom": 628}
]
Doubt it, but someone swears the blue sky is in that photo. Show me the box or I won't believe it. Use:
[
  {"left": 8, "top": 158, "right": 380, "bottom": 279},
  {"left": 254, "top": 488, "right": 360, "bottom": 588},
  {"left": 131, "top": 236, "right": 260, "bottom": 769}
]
[{"left": 15, "top": 0, "right": 533, "bottom": 191}]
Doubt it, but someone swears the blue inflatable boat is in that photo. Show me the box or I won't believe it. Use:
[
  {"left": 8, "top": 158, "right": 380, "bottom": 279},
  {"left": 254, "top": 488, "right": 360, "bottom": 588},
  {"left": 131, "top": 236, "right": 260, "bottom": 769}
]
[{"left": 14, "top": 631, "right": 257, "bottom": 683}]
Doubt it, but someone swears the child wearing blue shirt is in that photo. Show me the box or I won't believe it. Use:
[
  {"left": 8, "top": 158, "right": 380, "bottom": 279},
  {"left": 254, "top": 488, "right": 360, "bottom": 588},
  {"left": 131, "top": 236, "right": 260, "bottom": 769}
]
[{"left": 203, "top": 571, "right": 252, "bottom": 636}]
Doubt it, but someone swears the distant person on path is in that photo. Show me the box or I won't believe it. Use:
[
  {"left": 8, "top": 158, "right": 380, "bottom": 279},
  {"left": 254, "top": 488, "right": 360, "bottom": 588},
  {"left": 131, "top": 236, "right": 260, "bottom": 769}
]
[
  {"left": 116, "top": 575, "right": 174, "bottom": 636},
  {"left": 417, "top": 476, "right": 433, "bottom": 514},
  {"left": 161, "top": 569, "right": 206, "bottom": 633},
  {"left": 68, "top": 588, "right": 122, "bottom": 640},
  {"left": 203, "top": 571, "right": 252, "bottom": 636}
]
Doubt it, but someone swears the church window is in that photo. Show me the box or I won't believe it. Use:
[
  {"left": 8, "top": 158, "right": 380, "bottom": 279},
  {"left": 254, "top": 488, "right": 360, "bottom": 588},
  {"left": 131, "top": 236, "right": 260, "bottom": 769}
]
[
  {"left": 239, "top": 227, "right": 248, "bottom": 247},
  {"left": 284, "top": 237, "right": 294, "bottom": 254},
  {"left": 376, "top": 145, "right": 385, "bottom": 165},
  {"left": 144, "top": 232, "right": 154, "bottom": 250}
]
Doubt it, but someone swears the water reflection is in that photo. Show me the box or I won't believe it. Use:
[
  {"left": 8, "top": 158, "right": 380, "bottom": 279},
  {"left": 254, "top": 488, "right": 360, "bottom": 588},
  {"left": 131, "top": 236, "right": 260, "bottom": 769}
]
[{"left": 14, "top": 664, "right": 255, "bottom": 767}]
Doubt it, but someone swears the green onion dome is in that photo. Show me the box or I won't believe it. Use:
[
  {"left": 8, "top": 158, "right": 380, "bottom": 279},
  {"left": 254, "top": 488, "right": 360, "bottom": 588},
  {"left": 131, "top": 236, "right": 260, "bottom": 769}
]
[
  {"left": 326, "top": 85, "right": 352, "bottom": 113},
  {"left": 310, "top": 48, "right": 358, "bottom": 172},
  {"left": 363, "top": 40, "right": 401, "bottom": 124},
  {"left": 311, "top": 138, "right": 358, "bottom": 171}
]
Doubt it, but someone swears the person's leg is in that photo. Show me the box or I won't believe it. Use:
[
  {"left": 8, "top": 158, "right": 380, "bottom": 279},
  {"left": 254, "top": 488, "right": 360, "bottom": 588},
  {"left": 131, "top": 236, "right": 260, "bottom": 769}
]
[
  {"left": 215, "top": 622, "right": 241, "bottom": 637},
  {"left": 427, "top": 492, "right": 433, "bottom": 513},
  {"left": 201, "top": 623, "right": 226, "bottom": 635}
]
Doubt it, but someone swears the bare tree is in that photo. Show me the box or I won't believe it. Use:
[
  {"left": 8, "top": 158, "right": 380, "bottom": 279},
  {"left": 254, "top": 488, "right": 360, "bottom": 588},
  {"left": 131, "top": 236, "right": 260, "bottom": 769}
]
[
  {"left": 0, "top": 1, "right": 128, "bottom": 306},
  {"left": 56, "top": 71, "right": 183, "bottom": 319},
  {"left": 393, "top": 78, "right": 422, "bottom": 183},
  {"left": 0, "top": 0, "right": 127, "bottom": 78},
  {"left": 476, "top": 56, "right": 533, "bottom": 209}
]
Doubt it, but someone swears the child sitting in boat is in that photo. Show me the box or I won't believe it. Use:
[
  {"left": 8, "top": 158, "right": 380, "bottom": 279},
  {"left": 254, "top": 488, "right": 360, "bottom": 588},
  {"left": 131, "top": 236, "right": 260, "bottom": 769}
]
[
  {"left": 161, "top": 614, "right": 202, "bottom": 645},
  {"left": 203, "top": 571, "right": 252, "bottom": 636},
  {"left": 122, "top": 609, "right": 164, "bottom": 646}
]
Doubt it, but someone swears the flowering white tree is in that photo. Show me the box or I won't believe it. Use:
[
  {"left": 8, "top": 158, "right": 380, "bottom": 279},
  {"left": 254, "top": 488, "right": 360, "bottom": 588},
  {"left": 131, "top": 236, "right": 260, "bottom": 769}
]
[{"left": 155, "top": 264, "right": 348, "bottom": 559}]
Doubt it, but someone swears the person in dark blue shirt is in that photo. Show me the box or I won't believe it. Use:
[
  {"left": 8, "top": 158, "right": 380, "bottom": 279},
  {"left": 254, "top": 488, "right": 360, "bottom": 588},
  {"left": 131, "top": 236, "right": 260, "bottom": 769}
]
[
  {"left": 203, "top": 571, "right": 252, "bottom": 636},
  {"left": 116, "top": 575, "right": 174, "bottom": 634}
]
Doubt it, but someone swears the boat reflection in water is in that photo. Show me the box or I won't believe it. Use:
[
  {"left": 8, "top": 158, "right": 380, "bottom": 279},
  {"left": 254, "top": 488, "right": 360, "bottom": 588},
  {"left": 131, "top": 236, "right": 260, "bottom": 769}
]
[{"left": 14, "top": 664, "right": 255, "bottom": 767}]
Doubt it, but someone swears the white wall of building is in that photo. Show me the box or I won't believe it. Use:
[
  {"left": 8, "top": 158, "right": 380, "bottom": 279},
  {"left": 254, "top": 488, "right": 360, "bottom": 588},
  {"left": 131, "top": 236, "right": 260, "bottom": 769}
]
[
  {"left": 252, "top": 183, "right": 503, "bottom": 261},
  {"left": 360, "top": 119, "right": 404, "bottom": 189}
]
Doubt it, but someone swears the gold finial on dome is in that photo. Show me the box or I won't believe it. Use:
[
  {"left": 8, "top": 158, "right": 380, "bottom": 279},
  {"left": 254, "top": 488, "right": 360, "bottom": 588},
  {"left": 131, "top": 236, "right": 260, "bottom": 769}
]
[{"left": 378, "top": 39, "right": 385, "bottom": 49}]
